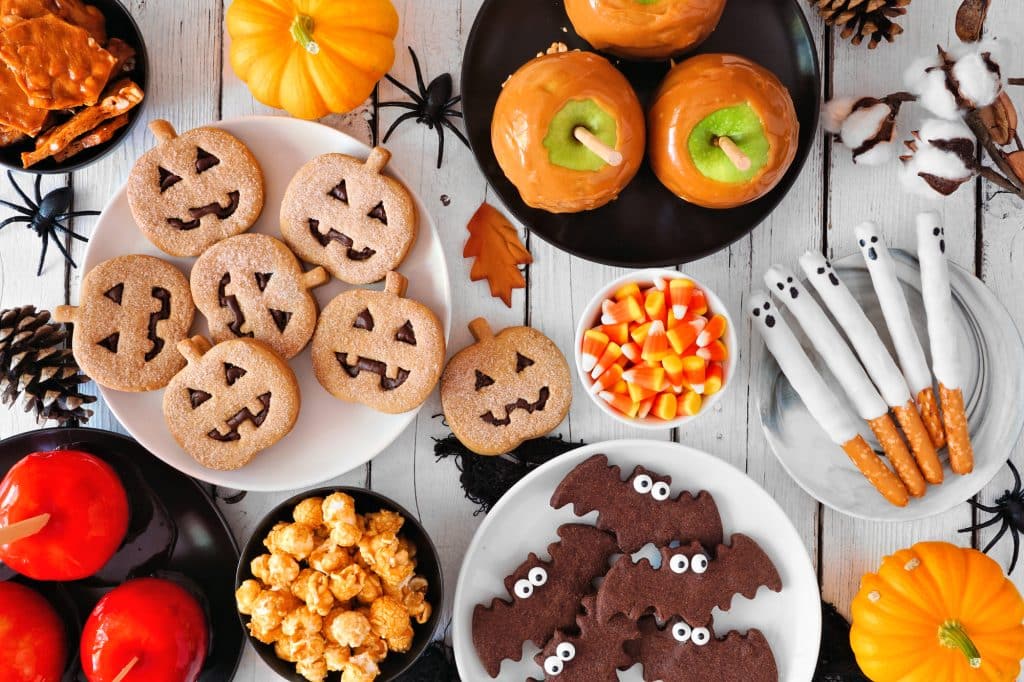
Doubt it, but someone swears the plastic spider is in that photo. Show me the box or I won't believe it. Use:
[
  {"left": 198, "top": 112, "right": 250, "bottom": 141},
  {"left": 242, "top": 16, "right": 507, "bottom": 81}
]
[
  {"left": 959, "top": 459, "right": 1024, "bottom": 573},
  {"left": 379, "top": 47, "right": 469, "bottom": 169},
  {"left": 0, "top": 171, "right": 97, "bottom": 275}
]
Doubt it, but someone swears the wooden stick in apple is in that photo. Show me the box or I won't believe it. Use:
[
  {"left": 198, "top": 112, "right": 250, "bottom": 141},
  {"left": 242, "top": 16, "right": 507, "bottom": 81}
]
[
  {"left": 111, "top": 656, "right": 139, "bottom": 682},
  {"left": 0, "top": 512, "right": 49, "bottom": 545},
  {"left": 573, "top": 126, "right": 623, "bottom": 167},
  {"left": 714, "top": 136, "right": 752, "bottom": 171}
]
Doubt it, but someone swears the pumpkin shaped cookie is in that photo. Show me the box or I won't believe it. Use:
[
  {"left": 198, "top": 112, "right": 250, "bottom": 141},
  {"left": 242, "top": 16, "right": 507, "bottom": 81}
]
[
  {"left": 128, "top": 119, "right": 265, "bottom": 257},
  {"left": 54, "top": 255, "right": 194, "bottom": 392},
  {"left": 191, "top": 233, "right": 329, "bottom": 360},
  {"left": 441, "top": 318, "right": 572, "bottom": 455},
  {"left": 312, "top": 272, "right": 444, "bottom": 414},
  {"left": 163, "top": 336, "right": 300, "bottom": 471},
  {"left": 280, "top": 147, "right": 417, "bottom": 285}
]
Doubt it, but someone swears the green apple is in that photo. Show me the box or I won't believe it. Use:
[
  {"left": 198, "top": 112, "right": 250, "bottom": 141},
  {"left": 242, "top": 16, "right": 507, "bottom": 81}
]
[
  {"left": 687, "top": 103, "right": 769, "bottom": 183},
  {"left": 543, "top": 98, "right": 618, "bottom": 171}
]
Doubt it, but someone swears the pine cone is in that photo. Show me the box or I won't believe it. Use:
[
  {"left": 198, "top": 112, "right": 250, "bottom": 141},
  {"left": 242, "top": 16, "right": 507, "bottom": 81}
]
[
  {"left": 0, "top": 306, "right": 94, "bottom": 425},
  {"left": 811, "top": 0, "right": 912, "bottom": 48}
]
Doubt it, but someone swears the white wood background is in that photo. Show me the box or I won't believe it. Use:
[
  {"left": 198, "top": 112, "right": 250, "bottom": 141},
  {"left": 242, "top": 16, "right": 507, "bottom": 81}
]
[{"left": 0, "top": 0, "right": 1021, "bottom": 679}]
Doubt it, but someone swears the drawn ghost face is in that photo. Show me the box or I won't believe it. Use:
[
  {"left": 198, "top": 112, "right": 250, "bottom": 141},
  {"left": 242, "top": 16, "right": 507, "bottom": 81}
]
[
  {"left": 801, "top": 251, "right": 841, "bottom": 288},
  {"left": 750, "top": 298, "right": 777, "bottom": 330},
  {"left": 629, "top": 467, "right": 673, "bottom": 502},
  {"left": 932, "top": 225, "right": 946, "bottom": 253},
  {"left": 765, "top": 266, "right": 802, "bottom": 301},
  {"left": 856, "top": 223, "right": 882, "bottom": 262}
]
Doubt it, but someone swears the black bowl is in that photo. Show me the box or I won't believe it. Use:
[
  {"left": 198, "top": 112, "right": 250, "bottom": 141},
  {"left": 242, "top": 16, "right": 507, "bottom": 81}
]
[
  {"left": 461, "top": 0, "right": 821, "bottom": 267},
  {"left": 236, "top": 487, "right": 444, "bottom": 681},
  {"left": 0, "top": 0, "right": 149, "bottom": 174}
]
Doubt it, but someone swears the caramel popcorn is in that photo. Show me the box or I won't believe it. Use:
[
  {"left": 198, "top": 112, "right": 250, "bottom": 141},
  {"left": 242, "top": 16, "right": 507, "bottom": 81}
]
[{"left": 238, "top": 495, "right": 433, "bottom": 682}]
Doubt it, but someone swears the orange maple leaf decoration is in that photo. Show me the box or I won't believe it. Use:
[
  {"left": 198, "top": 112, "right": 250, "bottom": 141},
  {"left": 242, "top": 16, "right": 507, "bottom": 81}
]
[{"left": 464, "top": 202, "right": 533, "bottom": 307}]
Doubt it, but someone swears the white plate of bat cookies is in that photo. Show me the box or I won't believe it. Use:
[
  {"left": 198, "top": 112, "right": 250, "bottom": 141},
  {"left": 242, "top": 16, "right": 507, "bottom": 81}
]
[
  {"left": 452, "top": 440, "right": 821, "bottom": 682},
  {"left": 69, "top": 116, "right": 451, "bottom": 491}
]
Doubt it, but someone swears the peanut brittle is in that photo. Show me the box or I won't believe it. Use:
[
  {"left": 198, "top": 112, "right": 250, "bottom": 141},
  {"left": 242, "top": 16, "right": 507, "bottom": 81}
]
[
  {"left": 0, "top": 14, "right": 116, "bottom": 110},
  {"left": 0, "top": 0, "right": 106, "bottom": 42},
  {"left": 0, "top": 62, "right": 48, "bottom": 135},
  {"left": 0, "top": 124, "right": 26, "bottom": 147},
  {"left": 106, "top": 37, "right": 136, "bottom": 75},
  {"left": 53, "top": 112, "right": 128, "bottom": 162},
  {"left": 22, "top": 78, "right": 142, "bottom": 167}
]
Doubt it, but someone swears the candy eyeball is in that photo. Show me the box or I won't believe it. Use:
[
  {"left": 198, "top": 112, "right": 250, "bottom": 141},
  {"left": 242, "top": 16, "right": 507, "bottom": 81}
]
[
  {"left": 671, "top": 621, "right": 692, "bottom": 643},
  {"left": 691, "top": 553, "right": 709, "bottom": 574},
  {"left": 544, "top": 655, "right": 564, "bottom": 675},
  {"left": 556, "top": 642, "right": 576, "bottom": 661},
  {"left": 632, "top": 474, "right": 653, "bottom": 494},
  {"left": 651, "top": 481, "right": 671, "bottom": 501},
  {"left": 692, "top": 627, "right": 711, "bottom": 646},
  {"left": 513, "top": 578, "right": 534, "bottom": 599},
  {"left": 528, "top": 566, "right": 548, "bottom": 587},
  {"left": 669, "top": 553, "right": 690, "bottom": 574}
]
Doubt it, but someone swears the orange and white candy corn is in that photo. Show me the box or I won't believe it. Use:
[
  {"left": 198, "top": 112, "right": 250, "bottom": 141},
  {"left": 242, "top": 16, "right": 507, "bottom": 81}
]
[
  {"left": 704, "top": 363, "right": 725, "bottom": 395},
  {"left": 601, "top": 322, "right": 629, "bottom": 345},
  {"left": 590, "top": 362, "right": 623, "bottom": 394},
  {"left": 622, "top": 365, "right": 666, "bottom": 392},
  {"left": 591, "top": 341, "right": 623, "bottom": 379},
  {"left": 652, "top": 393, "right": 677, "bottom": 420},
  {"left": 600, "top": 390, "right": 639, "bottom": 418},
  {"left": 662, "top": 354, "right": 684, "bottom": 392},
  {"left": 678, "top": 390, "right": 702, "bottom": 417},
  {"left": 602, "top": 296, "right": 643, "bottom": 325},
  {"left": 668, "top": 278, "right": 695, "bottom": 318},
  {"left": 681, "top": 356, "right": 706, "bottom": 394},
  {"left": 637, "top": 396, "right": 656, "bottom": 419},
  {"left": 621, "top": 341, "right": 642, "bottom": 363},
  {"left": 697, "top": 339, "right": 728, "bottom": 363},
  {"left": 666, "top": 321, "right": 699, "bottom": 355},
  {"left": 644, "top": 289, "right": 667, "bottom": 324},
  {"left": 581, "top": 329, "right": 609, "bottom": 373},
  {"left": 697, "top": 314, "right": 727, "bottom": 347},
  {"left": 641, "top": 321, "right": 671, "bottom": 362},
  {"left": 614, "top": 281, "right": 642, "bottom": 302}
]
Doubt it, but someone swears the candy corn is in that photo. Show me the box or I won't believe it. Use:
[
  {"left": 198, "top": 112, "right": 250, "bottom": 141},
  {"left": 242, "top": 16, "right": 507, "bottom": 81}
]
[{"left": 583, "top": 277, "right": 729, "bottom": 421}]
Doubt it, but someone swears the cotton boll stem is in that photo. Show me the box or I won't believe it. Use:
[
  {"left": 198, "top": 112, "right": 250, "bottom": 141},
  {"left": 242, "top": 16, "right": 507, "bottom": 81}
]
[{"left": 965, "top": 108, "right": 1024, "bottom": 195}]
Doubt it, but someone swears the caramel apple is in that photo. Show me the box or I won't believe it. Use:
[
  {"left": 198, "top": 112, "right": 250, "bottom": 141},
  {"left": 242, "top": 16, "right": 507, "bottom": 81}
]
[
  {"left": 492, "top": 50, "right": 645, "bottom": 213},
  {"left": 565, "top": 0, "right": 727, "bottom": 60},
  {"left": 0, "top": 582, "right": 66, "bottom": 682},
  {"left": 648, "top": 53, "right": 799, "bottom": 209}
]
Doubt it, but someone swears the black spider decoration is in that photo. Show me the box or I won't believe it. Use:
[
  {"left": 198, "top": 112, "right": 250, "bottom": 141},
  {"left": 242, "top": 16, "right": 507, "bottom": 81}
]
[
  {"left": 0, "top": 171, "right": 97, "bottom": 276},
  {"left": 379, "top": 47, "right": 469, "bottom": 169},
  {"left": 959, "top": 459, "right": 1024, "bottom": 574}
]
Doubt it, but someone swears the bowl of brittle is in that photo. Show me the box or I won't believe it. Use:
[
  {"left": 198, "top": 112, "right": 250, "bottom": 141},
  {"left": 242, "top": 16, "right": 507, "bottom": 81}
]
[
  {"left": 0, "top": 0, "right": 148, "bottom": 173},
  {"left": 235, "top": 488, "right": 444, "bottom": 682}
]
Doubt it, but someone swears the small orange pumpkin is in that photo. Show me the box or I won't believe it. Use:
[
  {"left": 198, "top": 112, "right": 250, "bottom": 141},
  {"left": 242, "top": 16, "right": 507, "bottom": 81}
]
[
  {"left": 226, "top": 0, "right": 399, "bottom": 120},
  {"left": 850, "top": 541, "right": 1024, "bottom": 682}
]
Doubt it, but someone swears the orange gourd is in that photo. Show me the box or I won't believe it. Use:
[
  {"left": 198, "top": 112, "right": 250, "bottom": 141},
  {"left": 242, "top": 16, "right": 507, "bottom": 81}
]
[
  {"left": 226, "top": 0, "right": 399, "bottom": 120},
  {"left": 850, "top": 542, "right": 1024, "bottom": 682}
]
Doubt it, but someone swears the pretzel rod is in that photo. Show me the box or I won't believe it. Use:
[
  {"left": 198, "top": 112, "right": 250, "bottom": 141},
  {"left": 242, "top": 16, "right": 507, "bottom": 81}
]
[
  {"left": 868, "top": 413, "right": 926, "bottom": 497},
  {"left": 854, "top": 222, "right": 944, "bottom": 449},
  {"left": 917, "top": 212, "right": 974, "bottom": 474},
  {"left": 749, "top": 292, "right": 908, "bottom": 506},
  {"left": 916, "top": 386, "right": 946, "bottom": 450}
]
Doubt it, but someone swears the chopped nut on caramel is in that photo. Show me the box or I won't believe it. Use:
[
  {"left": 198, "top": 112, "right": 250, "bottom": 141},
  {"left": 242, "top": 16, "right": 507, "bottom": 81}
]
[{"left": 52, "top": 113, "right": 128, "bottom": 163}]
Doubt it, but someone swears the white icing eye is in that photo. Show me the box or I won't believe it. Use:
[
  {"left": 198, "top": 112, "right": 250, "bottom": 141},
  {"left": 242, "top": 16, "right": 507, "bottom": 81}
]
[
  {"left": 692, "top": 627, "right": 711, "bottom": 646},
  {"left": 669, "top": 554, "right": 689, "bottom": 574},
  {"left": 528, "top": 566, "right": 548, "bottom": 586},
  {"left": 556, "top": 642, "right": 576, "bottom": 661},
  {"left": 691, "top": 554, "right": 709, "bottom": 574},
  {"left": 544, "top": 655, "right": 563, "bottom": 676},
  {"left": 513, "top": 579, "right": 533, "bottom": 599},
  {"left": 633, "top": 474, "right": 653, "bottom": 494},
  {"left": 671, "top": 621, "right": 692, "bottom": 643},
  {"left": 651, "top": 481, "right": 671, "bottom": 501}
]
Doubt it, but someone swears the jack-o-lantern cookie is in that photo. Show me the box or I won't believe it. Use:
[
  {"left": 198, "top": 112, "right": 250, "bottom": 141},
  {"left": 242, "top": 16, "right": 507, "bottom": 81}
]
[
  {"left": 163, "top": 336, "right": 300, "bottom": 471},
  {"left": 54, "top": 255, "right": 194, "bottom": 392},
  {"left": 190, "top": 233, "right": 329, "bottom": 360},
  {"left": 441, "top": 318, "right": 572, "bottom": 456},
  {"left": 128, "top": 119, "right": 265, "bottom": 257},
  {"left": 311, "top": 271, "right": 444, "bottom": 414},
  {"left": 280, "top": 147, "right": 417, "bottom": 285}
]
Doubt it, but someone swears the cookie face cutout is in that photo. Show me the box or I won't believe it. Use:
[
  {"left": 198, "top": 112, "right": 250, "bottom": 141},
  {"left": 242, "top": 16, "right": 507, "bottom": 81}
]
[
  {"left": 54, "top": 255, "right": 194, "bottom": 392},
  {"left": 163, "top": 336, "right": 300, "bottom": 471},
  {"left": 311, "top": 271, "right": 445, "bottom": 414},
  {"left": 128, "top": 119, "right": 265, "bottom": 257},
  {"left": 441, "top": 318, "right": 572, "bottom": 456},
  {"left": 191, "top": 233, "right": 328, "bottom": 360},
  {"left": 280, "top": 147, "right": 417, "bottom": 285}
]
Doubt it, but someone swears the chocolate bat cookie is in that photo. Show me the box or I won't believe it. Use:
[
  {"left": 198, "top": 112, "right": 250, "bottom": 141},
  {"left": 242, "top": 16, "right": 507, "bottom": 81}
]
[
  {"left": 628, "top": 616, "right": 779, "bottom": 682},
  {"left": 550, "top": 454, "right": 723, "bottom": 553},
  {"left": 595, "top": 534, "right": 782, "bottom": 626},
  {"left": 529, "top": 595, "right": 638, "bottom": 682},
  {"left": 472, "top": 524, "right": 617, "bottom": 677}
]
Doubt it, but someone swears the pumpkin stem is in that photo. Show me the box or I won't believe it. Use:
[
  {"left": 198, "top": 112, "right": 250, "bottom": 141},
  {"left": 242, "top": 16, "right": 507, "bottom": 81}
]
[
  {"left": 289, "top": 14, "right": 319, "bottom": 55},
  {"left": 938, "top": 620, "right": 982, "bottom": 669}
]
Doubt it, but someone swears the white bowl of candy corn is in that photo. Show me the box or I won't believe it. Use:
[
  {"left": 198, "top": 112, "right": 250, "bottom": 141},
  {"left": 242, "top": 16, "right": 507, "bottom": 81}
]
[{"left": 575, "top": 270, "right": 736, "bottom": 429}]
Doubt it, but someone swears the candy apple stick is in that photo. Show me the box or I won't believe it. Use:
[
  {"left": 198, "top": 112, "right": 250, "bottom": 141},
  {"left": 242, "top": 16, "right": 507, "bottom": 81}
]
[
  {"left": 764, "top": 267, "right": 926, "bottom": 497},
  {"left": 917, "top": 212, "right": 974, "bottom": 474},
  {"left": 800, "top": 251, "right": 940, "bottom": 487},
  {"left": 749, "top": 291, "right": 909, "bottom": 507},
  {"left": 0, "top": 512, "right": 49, "bottom": 545},
  {"left": 714, "top": 136, "right": 752, "bottom": 171},
  {"left": 855, "top": 221, "right": 946, "bottom": 452},
  {"left": 573, "top": 126, "right": 623, "bottom": 166},
  {"left": 112, "top": 656, "right": 139, "bottom": 682}
]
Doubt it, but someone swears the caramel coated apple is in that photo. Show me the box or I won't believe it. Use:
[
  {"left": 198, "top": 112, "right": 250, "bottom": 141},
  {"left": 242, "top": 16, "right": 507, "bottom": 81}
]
[
  {"left": 649, "top": 53, "right": 799, "bottom": 209},
  {"left": 565, "top": 0, "right": 727, "bottom": 59},
  {"left": 492, "top": 50, "right": 645, "bottom": 213}
]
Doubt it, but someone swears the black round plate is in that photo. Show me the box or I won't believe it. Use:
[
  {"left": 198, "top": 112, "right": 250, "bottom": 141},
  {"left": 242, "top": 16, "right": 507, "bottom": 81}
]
[
  {"left": 461, "top": 0, "right": 821, "bottom": 267},
  {"left": 0, "top": 428, "right": 242, "bottom": 681}
]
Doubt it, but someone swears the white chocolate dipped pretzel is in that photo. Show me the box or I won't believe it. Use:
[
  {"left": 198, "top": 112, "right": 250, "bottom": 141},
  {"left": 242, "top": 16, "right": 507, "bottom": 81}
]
[
  {"left": 917, "top": 211, "right": 975, "bottom": 474},
  {"left": 749, "top": 291, "right": 909, "bottom": 506},
  {"left": 854, "top": 222, "right": 946, "bottom": 450}
]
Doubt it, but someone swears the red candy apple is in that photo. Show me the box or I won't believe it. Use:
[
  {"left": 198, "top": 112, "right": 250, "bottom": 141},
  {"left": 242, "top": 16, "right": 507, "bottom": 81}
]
[
  {"left": 0, "top": 449, "right": 129, "bottom": 581},
  {"left": 0, "top": 582, "right": 67, "bottom": 682},
  {"left": 81, "top": 578, "right": 209, "bottom": 682}
]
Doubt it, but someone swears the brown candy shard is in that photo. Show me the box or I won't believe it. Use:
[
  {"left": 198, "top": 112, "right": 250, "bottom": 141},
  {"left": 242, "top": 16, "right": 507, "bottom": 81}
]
[
  {"left": 0, "top": 123, "right": 27, "bottom": 148},
  {"left": 0, "top": 0, "right": 106, "bottom": 42},
  {"left": 0, "top": 64, "right": 47, "bottom": 135},
  {"left": 53, "top": 113, "right": 129, "bottom": 163}
]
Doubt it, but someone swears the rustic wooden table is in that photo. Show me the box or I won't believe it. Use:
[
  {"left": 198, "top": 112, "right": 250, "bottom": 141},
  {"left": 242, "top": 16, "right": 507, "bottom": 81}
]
[{"left": 0, "top": 0, "right": 1021, "bottom": 679}]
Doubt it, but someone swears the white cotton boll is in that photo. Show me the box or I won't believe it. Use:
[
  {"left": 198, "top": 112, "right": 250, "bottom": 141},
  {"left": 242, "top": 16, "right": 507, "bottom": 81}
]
[
  {"left": 822, "top": 97, "right": 857, "bottom": 133},
  {"left": 839, "top": 102, "right": 889, "bottom": 149},
  {"left": 918, "top": 69, "right": 961, "bottom": 119},
  {"left": 953, "top": 51, "right": 1001, "bottom": 107},
  {"left": 904, "top": 55, "right": 940, "bottom": 92},
  {"left": 900, "top": 144, "right": 973, "bottom": 198},
  {"left": 917, "top": 117, "right": 973, "bottom": 144},
  {"left": 855, "top": 140, "right": 896, "bottom": 165}
]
